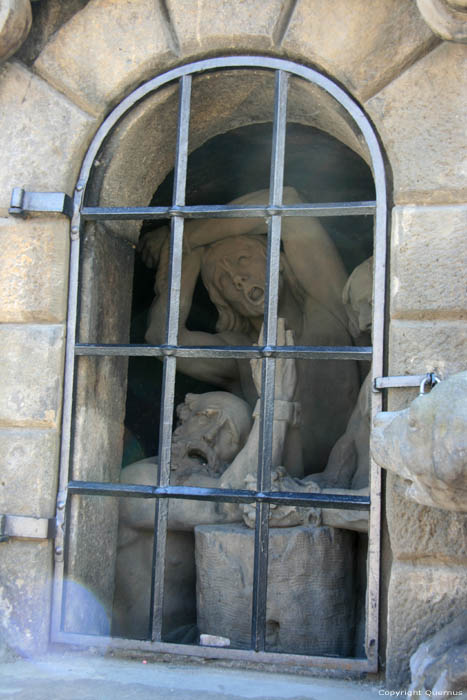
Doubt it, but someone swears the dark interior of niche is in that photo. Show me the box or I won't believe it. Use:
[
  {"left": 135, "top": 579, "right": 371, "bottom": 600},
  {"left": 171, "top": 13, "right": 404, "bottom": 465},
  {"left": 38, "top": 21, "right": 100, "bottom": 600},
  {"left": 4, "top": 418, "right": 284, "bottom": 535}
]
[{"left": 122, "top": 122, "right": 375, "bottom": 466}]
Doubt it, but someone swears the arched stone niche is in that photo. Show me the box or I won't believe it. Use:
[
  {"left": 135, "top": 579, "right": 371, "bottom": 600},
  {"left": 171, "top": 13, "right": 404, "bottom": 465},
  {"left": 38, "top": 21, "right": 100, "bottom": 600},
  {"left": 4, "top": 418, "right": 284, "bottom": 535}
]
[
  {"left": 67, "top": 65, "right": 376, "bottom": 636},
  {"left": 86, "top": 69, "right": 372, "bottom": 243}
]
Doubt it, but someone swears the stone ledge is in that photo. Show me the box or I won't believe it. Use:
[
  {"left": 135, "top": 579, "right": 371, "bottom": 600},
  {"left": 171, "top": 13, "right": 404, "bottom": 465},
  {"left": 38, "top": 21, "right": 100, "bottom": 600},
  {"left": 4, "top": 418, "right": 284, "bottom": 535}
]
[
  {"left": 0, "top": 217, "right": 69, "bottom": 324},
  {"left": 0, "top": 427, "right": 59, "bottom": 518},
  {"left": 366, "top": 42, "right": 467, "bottom": 203},
  {"left": 34, "top": 0, "right": 177, "bottom": 117},
  {"left": 0, "top": 60, "right": 96, "bottom": 212},
  {"left": 0, "top": 323, "right": 65, "bottom": 428},
  {"left": 390, "top": 205, "right": 467, "bottom": 321},
  {"left": 281, "top": 0, "right": 436, "bottom": 101}
]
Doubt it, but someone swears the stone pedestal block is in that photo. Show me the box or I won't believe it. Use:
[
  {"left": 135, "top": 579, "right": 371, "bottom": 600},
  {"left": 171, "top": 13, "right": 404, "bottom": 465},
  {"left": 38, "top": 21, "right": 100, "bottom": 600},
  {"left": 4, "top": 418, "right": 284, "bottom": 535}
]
[
  {"left": 195, "top": 524, "right": 356, "bottom": 656},
  {"left": 0, "top": 217, "right": 69, "bottom": 323}
]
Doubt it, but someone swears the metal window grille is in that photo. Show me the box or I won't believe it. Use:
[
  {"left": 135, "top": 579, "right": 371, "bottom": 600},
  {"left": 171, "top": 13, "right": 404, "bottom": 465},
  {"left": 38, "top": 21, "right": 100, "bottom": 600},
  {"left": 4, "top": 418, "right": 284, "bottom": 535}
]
[{"left": 51, "top": 56, "right": 387, "bottom": 672}]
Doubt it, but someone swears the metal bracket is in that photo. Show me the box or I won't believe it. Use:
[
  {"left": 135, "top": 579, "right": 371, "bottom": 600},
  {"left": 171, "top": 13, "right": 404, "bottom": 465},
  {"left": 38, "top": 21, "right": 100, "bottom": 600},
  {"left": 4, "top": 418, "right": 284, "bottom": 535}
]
[
  {"left": 9, "top": 187, "right": 73, "bottom": 219},
  {"left": 0, "top": 514, "right": 55, "bottom": 542},
  {"left": 374, "top": 372, "right": 440, "bottom": 392}
]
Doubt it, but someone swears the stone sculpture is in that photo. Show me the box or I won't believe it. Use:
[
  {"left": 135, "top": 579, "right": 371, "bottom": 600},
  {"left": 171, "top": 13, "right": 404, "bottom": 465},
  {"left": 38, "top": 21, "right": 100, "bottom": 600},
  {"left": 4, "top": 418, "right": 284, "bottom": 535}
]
[
  {"left": 113, "top": 321, "right": 299, "bottom": 637},
  {"left": 371, "top": 370, "right": 467, "bottom": 512},
  {"left": 241, "top": 257, "right": 374, "bottom": 532},
  {"left": 141, "top": 187, "right": 359, "bottom": 475},
  {"left": 409, "top": 611, "right": 467, "bottom": 693}
]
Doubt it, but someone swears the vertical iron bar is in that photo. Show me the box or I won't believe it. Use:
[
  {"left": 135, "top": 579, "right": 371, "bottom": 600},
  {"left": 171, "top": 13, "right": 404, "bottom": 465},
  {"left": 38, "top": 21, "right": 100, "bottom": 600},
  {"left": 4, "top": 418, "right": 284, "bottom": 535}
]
[
  {"left": 150, "top": 74, "right": 192, "bottom": 641},
  {"left": 251, "top": 69, "right": 288, "bottom": 652},
  {"left": 50, "top": 230, "right": 81, "bottom": 640}
]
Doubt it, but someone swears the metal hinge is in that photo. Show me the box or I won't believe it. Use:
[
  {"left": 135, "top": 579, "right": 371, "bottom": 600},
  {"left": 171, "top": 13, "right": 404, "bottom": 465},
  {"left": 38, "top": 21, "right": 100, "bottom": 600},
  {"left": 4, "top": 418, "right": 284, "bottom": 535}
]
[
  {"left": 373, "top": 372, "right": 440, "bottom": 393},
  {"left": 9, "top": 187, "right": 73, "bottom": 219},
  {"left": 0, "top": 514, "right": 56, "bottom": 542}
]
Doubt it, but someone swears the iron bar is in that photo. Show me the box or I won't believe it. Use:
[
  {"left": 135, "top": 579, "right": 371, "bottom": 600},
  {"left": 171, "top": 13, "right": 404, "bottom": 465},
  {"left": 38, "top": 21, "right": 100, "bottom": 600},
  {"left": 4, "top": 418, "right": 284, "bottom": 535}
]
[
  {"left": 9, "top": 188, "right": 73, "bottom": 218},
  {"left": 50, "top": 628, "right": 376, "bottom": 672},
  {"left": 51, "top": 55, "right": 388, "bottom": 671},
  {"left": 150, "top": 74, "right": 192, "bottom": 642},
  {"left": 67, "top": 481, "right": 370, "bottom": 510},
  {"left": 251, "top": 69, "right": 289, "bottom": 653},
  {"left": 74, "top": 343, "right": 372, "bottom": 360},
  {"left": 80, "top": 201, "right": 375, "bottom": 221}
]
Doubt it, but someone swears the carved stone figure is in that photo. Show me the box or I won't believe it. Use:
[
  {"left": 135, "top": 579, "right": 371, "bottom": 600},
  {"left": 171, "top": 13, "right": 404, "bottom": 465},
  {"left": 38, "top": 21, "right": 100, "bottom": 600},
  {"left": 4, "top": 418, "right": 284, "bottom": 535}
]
[
  {"left": 141, "top": 187, "right": 359, "bottom": 475},
  {"left": 371, "top": 370, "right": 467, "bottom": 512},
  {"left": 409, "top": 611, "right": 467, "bottom": 693},
  {"left": 113, "top": 321, "right": 299, "bottom": 637},
  {"left": 241, "top": 257, "right": 374, "bottom": 532},
  {"left": 0, "top": 0, "right": 32, "bottom": 63}
]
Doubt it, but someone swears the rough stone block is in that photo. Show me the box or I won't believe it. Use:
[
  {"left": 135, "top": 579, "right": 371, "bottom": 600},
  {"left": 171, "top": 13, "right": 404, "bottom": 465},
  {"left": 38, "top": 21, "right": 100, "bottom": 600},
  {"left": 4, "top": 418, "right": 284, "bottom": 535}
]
[
  {"left": 0, "top": 61, "right": 95, "bottom": 212},
  {"left": 34, "top": 0, "right": 175, "bottom": 116},
  {"left": 386, "top": 561, "right": 467, "bottom": 687},
  {"left": 0, "top": 324, "right": 65, "bottom": 428},
  {"left": 282, "top": 0, "right": 435, "bottom": 101},
  {"left": 0, "top": 540, "right": 52, "bottom": 655},
  {"left": 390, "top": 205, "right": 467, "bottom": 321},
  {"left": 366, "top": 42, "right": 467, "bottom": 204},
  {"left": 0, "top": 217, "right": 69, "bottom": 323},
  {"left": 0, "top": 428, "right": 59, "bottom": 518},
  {"left": 167, "top": 0, "right": 283, "bottom": 55},
  {"left": 195, "top": 523, "right": 356, "bottom": 656},
  {"left": 387, "top": 320, "right": 467, "bottom": 411},
  {"left": 386, "top": 472, "right": 467, "bottom": 563}
]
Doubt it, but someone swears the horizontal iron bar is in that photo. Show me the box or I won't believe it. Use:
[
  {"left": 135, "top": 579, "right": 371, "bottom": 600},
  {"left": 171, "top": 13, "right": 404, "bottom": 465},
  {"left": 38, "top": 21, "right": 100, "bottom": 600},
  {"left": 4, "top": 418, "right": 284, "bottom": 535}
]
[
  {"left": 51, "top": 629, "right": 375, "bottom": 672},
  {"left": 68, "top": 481, "right": 370, "bottom": 510},
  {"left": 75, "top": 343, "right": 372, "bottom": 361},
  {"left": 0, "top": 514, "right": 55, "bottom": 541},
  {"left": 374, "top": 373, "right": 433, "bottom": 390},
  {"left": 81, "top": 202, "right": 376, "bottom": 221},
  {"left": 9, "top": 188, "right": 73, "bottom": 218}
]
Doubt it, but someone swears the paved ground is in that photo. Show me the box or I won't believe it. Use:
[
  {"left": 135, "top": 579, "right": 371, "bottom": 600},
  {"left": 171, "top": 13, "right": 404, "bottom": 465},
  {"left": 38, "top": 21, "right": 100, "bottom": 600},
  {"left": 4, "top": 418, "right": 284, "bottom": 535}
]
[{"left": 0, "top": 651, "right": 385, "bottom": 699}]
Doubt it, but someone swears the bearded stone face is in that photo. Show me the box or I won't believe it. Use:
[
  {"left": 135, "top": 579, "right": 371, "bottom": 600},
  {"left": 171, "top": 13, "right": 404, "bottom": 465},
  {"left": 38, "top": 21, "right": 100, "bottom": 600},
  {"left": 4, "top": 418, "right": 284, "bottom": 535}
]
[{"left": 170, "top": 392, "right": 251, "bottom": 480}]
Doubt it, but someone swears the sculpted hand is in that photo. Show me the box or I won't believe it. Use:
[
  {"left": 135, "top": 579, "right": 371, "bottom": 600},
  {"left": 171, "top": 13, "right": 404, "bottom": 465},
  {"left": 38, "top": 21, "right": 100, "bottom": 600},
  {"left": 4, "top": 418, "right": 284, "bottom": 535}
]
[
  {"left": 137, "top": 226, "right": 170, "bottom": 270},
  {"left": 250, "top": 318, "right": 297, "bottom": 402},
  {"left": 241, "top": 468, "right": 321, "bottom": 529}
]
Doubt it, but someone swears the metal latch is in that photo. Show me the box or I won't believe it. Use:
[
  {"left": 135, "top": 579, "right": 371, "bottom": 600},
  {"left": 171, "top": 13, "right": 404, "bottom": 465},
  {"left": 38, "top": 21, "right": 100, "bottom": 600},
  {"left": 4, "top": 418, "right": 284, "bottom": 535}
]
[
  {"left": 374, "top": 372, "right": 440, "bottom": 393},
  {"left": 9, "top": 188, "right": 73, "bottom": 219},
  {"left": 0, "top": 514, "right": 55, "bottom": 542}
]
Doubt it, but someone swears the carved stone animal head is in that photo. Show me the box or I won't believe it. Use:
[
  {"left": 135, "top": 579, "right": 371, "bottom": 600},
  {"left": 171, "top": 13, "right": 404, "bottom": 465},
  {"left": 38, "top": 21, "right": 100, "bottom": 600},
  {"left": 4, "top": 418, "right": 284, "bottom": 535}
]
[{"left": 371, "top": 371, "right": 467, "bottom": 511}]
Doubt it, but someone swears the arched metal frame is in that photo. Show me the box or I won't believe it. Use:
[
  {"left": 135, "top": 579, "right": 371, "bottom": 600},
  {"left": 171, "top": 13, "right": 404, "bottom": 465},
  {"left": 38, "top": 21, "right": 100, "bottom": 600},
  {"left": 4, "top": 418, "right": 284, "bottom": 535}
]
[{"left": 52, "top": 56, "right": 387, "bottom": 672}]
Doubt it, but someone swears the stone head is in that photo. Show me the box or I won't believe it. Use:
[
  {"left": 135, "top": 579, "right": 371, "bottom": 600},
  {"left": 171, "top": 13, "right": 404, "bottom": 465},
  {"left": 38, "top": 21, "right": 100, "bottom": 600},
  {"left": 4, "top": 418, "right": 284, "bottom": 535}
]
[
  {"left": 201, "top": 235, "right": 283, "bottom": 333},
  {"left": 342, "top": 256, "right": 373, "bottom": 339},
  {"left": 171, "top": 391, "right": 252, "bottom": 478},
  {"left": 371, "top": 371, "right": 467, "bottom": 511}
]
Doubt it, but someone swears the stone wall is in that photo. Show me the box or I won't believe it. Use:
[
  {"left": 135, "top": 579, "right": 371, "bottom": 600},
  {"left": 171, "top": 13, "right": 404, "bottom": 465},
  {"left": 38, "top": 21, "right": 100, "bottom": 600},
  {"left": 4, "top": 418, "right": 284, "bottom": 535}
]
[{"left": 0, "top": 0, "right": 465, "bottom": 686}]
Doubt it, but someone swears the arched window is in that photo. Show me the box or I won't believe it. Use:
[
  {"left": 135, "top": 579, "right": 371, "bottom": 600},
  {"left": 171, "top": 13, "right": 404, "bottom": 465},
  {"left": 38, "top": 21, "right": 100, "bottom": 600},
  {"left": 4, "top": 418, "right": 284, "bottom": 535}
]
[{"left": 52, "top": 57, "right": 387, "bottom": 671}]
